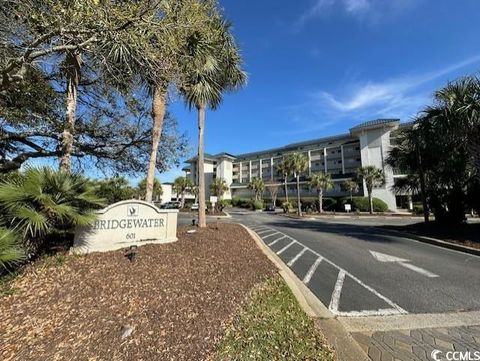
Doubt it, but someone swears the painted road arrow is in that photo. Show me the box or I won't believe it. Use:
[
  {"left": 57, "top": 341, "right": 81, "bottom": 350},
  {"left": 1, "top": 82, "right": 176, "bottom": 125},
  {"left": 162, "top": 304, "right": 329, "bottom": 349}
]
[{"left": 369, "top": 251, "right": 439, "bottom": 278}]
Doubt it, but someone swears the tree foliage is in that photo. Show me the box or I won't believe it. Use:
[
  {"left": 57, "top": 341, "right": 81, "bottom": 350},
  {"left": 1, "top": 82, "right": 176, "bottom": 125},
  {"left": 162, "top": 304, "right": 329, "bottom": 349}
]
[
  {"left": 0, "top": 167, "right": 105, "bottom": 254},
  {"left": 387, "top": 76, "right": 480, "bottom": 223},
  {"left": 248, "top": 177, "right": 265, "bottom": 201}
]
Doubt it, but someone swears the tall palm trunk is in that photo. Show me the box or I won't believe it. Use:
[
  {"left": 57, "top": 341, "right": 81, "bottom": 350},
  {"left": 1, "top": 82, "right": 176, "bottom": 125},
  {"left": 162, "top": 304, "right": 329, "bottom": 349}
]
[
  {"left": 59, "top": 52, "right": 81, "bottom": 172},
  {"left": 319, "top": 189, "right": 323, "bottom": 214},
  {"left": 284, "top": 176, "right": 288, "bottom": 202},
  {"left": 368, "top": 190, "right": 373, "bottom": 215},
  {"left": 296, "top": 174, "right": 301, "bottom": 216},
  {"left": 145, "top": 86, "right": 167, "bottom": 203},
  {"left": 197, "top": 105, "right": 207, "bottom": 228},
  {"left": 181, "top": 191, "right": 186, "bottom": 209}
]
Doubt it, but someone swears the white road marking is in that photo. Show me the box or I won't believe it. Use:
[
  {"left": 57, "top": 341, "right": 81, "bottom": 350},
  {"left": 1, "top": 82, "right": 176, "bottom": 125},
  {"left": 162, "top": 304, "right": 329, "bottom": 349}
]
[
  {"left": 276, "top": 240, "right": 296, "bottom": 255},
  {"left": 246, "top": 224, "right": 408, "bottom": 316},
  {"left": 287, "top": 247, "right": 307, "bottom": 267},
  {"left": 257, "top": 229, "right": 275, "bottom": 235},
  {"left": 268, "top": 235, "right": 286, "bottom": 246},
  {"left": 335, "top": 308, "right": 404, "bottom": 317},
  {"left": 263, "top": 232, "right": 281, "bottom": 239},
  {"left": 303, "top": 257, "right": 323, "bottom": 285},
  {"left": 370, "top": 251, "right": 408, "bottom": 263},
  {"left": 400, "top": 263, "right": 439, "bottom": 278},
  {"left": 369, "top": 250, "right": 439, "bottom": 278},
  {"left": 329, "top": 270, "right": 346, "bottom": 312}
]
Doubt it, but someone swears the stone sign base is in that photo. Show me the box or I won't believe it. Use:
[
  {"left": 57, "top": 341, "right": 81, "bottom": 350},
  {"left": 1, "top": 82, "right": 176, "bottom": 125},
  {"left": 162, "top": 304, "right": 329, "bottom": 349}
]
[{"left": 71, "top": 200, "right": 178, "bottom": 254}]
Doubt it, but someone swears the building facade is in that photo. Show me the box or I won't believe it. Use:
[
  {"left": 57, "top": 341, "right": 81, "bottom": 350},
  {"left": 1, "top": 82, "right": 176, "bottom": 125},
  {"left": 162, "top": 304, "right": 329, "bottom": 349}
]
[{"left": 184, "top": 119, "right": 408, "bottom": 211}]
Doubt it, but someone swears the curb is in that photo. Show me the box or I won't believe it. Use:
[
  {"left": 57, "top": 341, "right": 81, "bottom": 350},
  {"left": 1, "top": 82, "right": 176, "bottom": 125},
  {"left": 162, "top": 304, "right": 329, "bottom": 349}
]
[
  {"left": 241, "top": 224, "right": 370, "bottom": 361},
  {"left": 379, "top": 228, "right": 480, "bottom": 257}
]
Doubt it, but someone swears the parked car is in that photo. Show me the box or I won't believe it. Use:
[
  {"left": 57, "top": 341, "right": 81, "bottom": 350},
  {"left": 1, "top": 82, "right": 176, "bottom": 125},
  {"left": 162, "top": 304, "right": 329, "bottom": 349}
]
[
  {"left": 191, "top": 203, "right": 199, "bottom": 211},
  {"left": 265, "top": 203, "right": 275, "bottom": 212},
  {"left": 161, "top": 201, "right": 181, "bottom": 209}
]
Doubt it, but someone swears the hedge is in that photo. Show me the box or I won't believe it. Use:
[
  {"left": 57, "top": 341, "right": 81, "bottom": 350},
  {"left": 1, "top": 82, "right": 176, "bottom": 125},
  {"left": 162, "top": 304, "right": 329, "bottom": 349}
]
[{"left": 347, "top": 196, "right": 388, "bottom": 212}]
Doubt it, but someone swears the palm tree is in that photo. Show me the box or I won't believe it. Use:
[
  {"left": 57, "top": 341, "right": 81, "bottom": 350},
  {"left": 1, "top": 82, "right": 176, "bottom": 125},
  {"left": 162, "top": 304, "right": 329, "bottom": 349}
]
[
  {"left": 341, "top": 180, "right": 359, "bottom": 202},
  {"left": 309, "top": 172, "right": 334, "bottom": 213},
  {"left": 357, "top": 166, "right": 385, "bottom": 214},
  {"left": 181, "top": 17, "right": 246, "bottom": 227},
  {"left": 137, "top": 177, "right": 163, "bottom": 202},
  {"left": 210, "top": 178, "right": 229, "bottom": 199},
  {"left": 145, "top": 83, "right": 168, "bottom": 202},
  {"left": 386, "top": 124, "right": 430, "bottom": 222},
  {"left": 59, "top": 51, "right": 82, "bottom": 172},
  {"left": 248, "top": 177, "right": 265, "bottom": 201},
  {"left": 277, "top": 159, "right": 292, "bottom": 203},
  {"left": 210, "top": 178, "right": 229, "bottom": 212},
  {"left": 0, "top": 228, "right": 25, "bottom": 272},
  {"left": 0, "top": 167, "right": 105, "bottom": 254},
  {"left": 287, "top": 153, "right": 309, "bottom": 216},
  {"left": 173, "top": 176, "right": 193, "bottom": 209}
]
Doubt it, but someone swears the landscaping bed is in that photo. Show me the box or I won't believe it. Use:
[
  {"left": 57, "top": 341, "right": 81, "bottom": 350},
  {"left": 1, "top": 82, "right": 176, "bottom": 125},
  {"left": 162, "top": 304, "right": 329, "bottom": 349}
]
[
  {"left": 382, "top": 221, "right": 480, "bottom": 250},
  {"left": 1, "top": 224, "right": 277, "bottom": 361}
]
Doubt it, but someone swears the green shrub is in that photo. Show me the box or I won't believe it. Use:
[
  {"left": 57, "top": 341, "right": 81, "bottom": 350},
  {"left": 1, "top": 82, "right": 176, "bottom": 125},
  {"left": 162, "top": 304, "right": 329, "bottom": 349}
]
[
  {"left": 231, "top": 197, "right": 241, "bottom": 207},
  {"left": 252, "top": 200, "right": 264, "bottom": 210},
  {"left": 412, "top": 202, "right": 423, "bottom": 215},
  {"left": 0, "top": 228, "right": 25, "bottom": 272},
  {"left": 94, "top": 177, "right": 136, "bottom": 204},
  {"left": 282, "top": 201, "right": 293, "bottom": 213},
  {"left": 349, "top": 197, "right": 388, "bottom": 212},
  {"left": 0, "top": 167, "right": 105, "bottom": 255}
]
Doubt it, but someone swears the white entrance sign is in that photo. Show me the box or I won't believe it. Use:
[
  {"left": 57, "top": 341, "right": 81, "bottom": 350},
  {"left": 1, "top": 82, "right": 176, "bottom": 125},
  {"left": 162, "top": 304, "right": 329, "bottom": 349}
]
[
  {"left": 344, "top": 204, "right": 352, "bottom": 212},
  {"left": 71, "top": 200, "right": 178, "bottom": 254}
]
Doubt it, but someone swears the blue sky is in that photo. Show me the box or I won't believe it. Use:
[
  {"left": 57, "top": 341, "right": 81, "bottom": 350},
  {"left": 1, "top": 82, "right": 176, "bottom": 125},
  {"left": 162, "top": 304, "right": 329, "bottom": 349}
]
[{"left": 159, "top": 0, "right": 480, "bottom": 183}]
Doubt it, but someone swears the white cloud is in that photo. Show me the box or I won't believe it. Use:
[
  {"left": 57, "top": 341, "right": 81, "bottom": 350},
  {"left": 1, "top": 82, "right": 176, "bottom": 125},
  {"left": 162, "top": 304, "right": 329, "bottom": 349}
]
[
  {"left": 295, "top": 0, "right": 418, "bottom": 27},
  {"left": 317, "top": 54, "right": 480, "bottom": 113},
  {"left": 295, "top": 0, "right": 335, "bottom": 27},
  {"left": 344, "top": 0, "right": 370, "bottom": 15},
  {"left": 281, "top": 54, "right": 480, "bottom": 135}
]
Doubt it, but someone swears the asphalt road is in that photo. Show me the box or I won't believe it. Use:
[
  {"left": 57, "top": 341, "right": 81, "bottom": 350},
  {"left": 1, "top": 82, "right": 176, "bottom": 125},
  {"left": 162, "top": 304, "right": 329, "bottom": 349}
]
[{"left": 226, "top": 210, "right": 480, "bottom": 317}]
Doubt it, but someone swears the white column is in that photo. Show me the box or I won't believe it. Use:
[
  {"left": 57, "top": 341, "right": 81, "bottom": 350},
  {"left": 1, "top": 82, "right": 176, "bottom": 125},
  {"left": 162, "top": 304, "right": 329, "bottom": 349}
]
[
  {"left": 239, "top": 162, "right": 242, "bottom": 183},
  {"left": 249, "top": 160, "right": 252, "bottom": 182},
  {"left": 270, "top": 157, "right": 274, "bottom": 181},
  {"left": 308, "top": 150, "right": 312, "bottom": 176},
  {"left": 324, "top": 148, "right": 328, "bottom": 173},
  {"left": 341, "top": 145, "right": 345, "bottom": 175},
  {"left": 259, "top": 159, "right": 263, "bottom": 179}
]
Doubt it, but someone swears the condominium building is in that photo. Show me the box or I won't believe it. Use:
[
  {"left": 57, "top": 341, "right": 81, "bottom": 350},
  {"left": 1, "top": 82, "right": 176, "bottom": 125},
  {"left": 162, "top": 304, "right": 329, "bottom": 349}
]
[{"left": 183, "top": 119, "right": 409, "bottom": 211}]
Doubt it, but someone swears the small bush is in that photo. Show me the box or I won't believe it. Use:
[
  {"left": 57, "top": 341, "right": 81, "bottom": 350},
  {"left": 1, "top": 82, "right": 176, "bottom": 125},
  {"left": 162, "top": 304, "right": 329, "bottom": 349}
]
[
  {"left": 282, "top": 201, "right": 293, "bottom": 213},
  {"left": 0, "top": 167, "right": 105, "bottom": 255},
  {"left": 412, "top": 202, "right": 423, "bottom": 215},
  {"left": 349, "top": 197, "right": 388, "bottom": 212},
  {"left": 251, "top": 200, "right": 264, "bottom": 210}
]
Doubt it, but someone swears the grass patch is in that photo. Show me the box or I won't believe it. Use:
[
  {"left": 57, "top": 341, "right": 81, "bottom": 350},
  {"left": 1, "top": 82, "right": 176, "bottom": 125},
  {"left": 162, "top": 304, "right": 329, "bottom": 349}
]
[
  {"left": 213, "top": 276, "right": 335, "bottom": 361},
  {"left": 0, "top": 272, "right": 18, "bottom": 298}
]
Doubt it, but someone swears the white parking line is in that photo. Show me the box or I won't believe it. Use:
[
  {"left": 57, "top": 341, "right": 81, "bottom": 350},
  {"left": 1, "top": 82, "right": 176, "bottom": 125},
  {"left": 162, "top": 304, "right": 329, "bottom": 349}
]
[
  {"left": 303, "top": 257, "right": 323, "bottom": 285},
  {"left": 248, "top": 224, "right": 407, "bottom": 317},
  {"left": 257, "top": 229, "right": 275, "bottom": 235},
  {"left": 329, "top": 270, "right": 346, "bottom": 312},
  {"left": 287, "top": 247, "right": 307, "bottom": 267},
  {"left": 263, "top": 232, "right": 281, "bottom": 239},
  {"left": 276, "top": 240, "right": 296, "bottom": 255},
  {"left": 268, "top": 235, "right": 286, "bottom": 246}
]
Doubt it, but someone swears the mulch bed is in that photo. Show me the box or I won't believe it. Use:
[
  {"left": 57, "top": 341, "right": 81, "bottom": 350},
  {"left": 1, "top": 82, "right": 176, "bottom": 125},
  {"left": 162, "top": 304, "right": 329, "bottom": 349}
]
[{"left": 0, "top": 224, "right": 276, "bottom": 361}]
